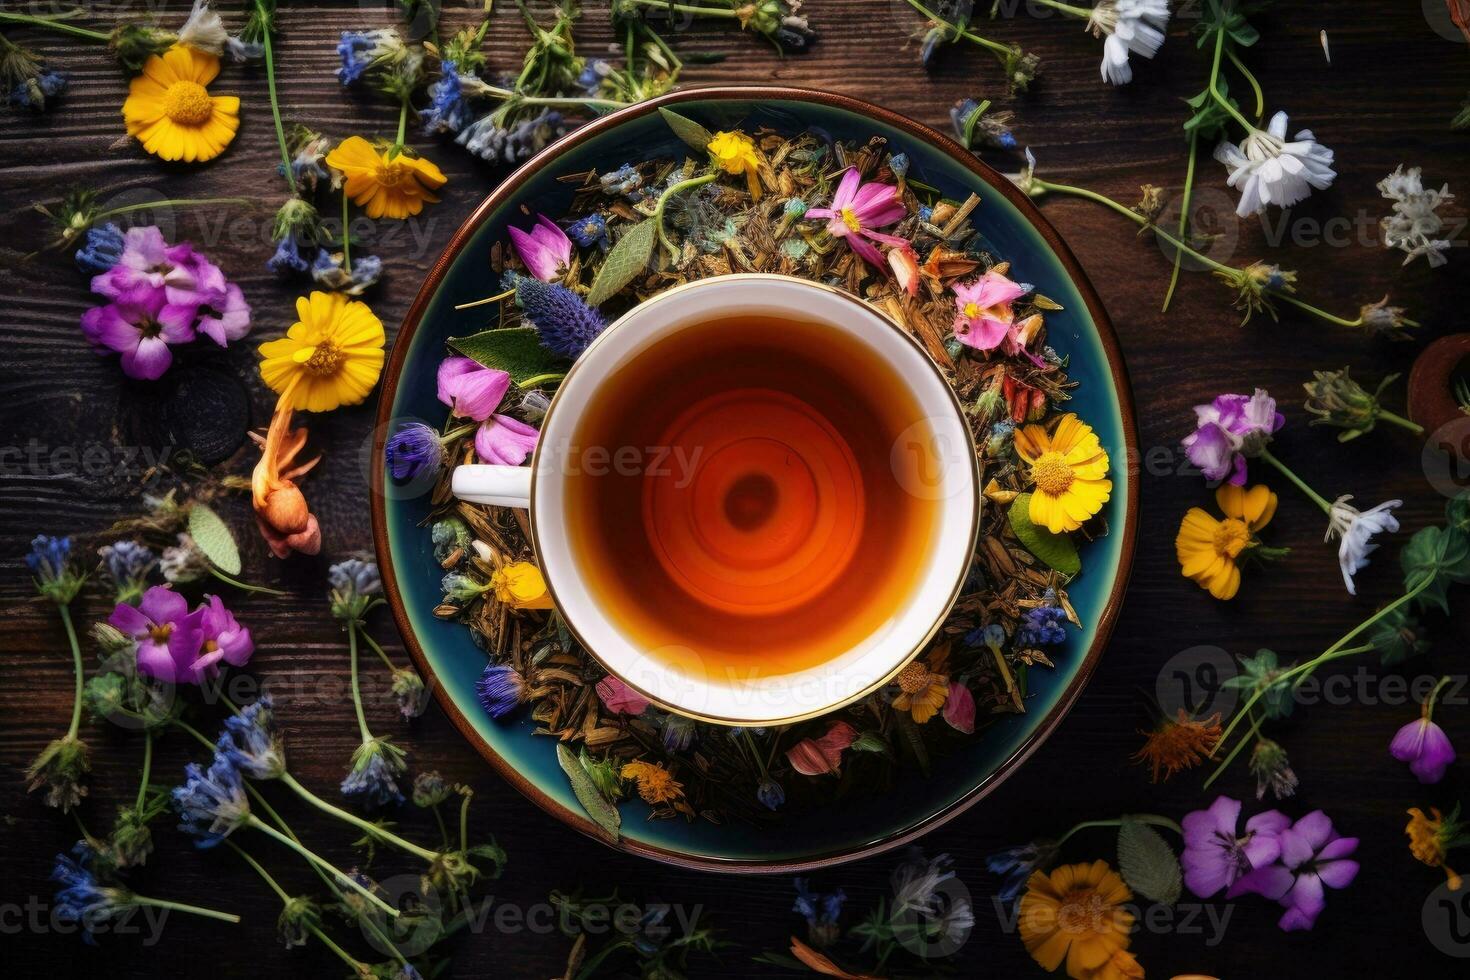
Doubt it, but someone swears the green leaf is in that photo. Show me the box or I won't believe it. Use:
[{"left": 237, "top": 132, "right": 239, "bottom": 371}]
[
  {"left": 658, "top": 107, "right": 713, "bottom": 153},
  {"left": 586, "top": 219, "right": 655, "bottom": 307},
  {"left": 1401, "top": 524, "right": 1470, "bottom": 614},
  {"left": 1008, "top": 494, "right": 1081, "bottom": 576},
  {"left": 556, "top": 744, "right": 620, "bottom": 841},
  {"left": 447, "top": 326, "right": 567, "bottom": 386},
  {"left": 1117, "top": 817, "right": 1182, "bottom": 905},
  {"left": 188, "top": 503, "right": 240, "bottom": 575}
]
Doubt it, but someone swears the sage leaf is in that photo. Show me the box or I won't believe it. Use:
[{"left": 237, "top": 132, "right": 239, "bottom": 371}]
[
  {"left": 587, "top": 219, "right": 655, "bottom": 307},
  {"left": 188, "top": 502, "right": 240, "bottom": 575},
  {"left": 1117, "top": 816, "right": 1181, "bottom": 905},
  {"left": 658, "top": 107, "right": 713, "bottom": 153},
  {"left": 557, "top": 743, "right": 620, "bottom": 841},
  {"left": 1008, "top": 493, "right": 1082, "bottom": 576},
  {"left": 447, "top": 326, "right": 567, "bottom": 386}
]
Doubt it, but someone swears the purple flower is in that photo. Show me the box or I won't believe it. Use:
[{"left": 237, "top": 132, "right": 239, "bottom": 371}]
[
  {"left": 194, "top": 595, "right": 254, "bottom": 679},
  {"left": 109, "top": 585, "right": 207, "bottom": 685},
  {"left": 194, "top": 282, "right": 252, "bottom": 347},
  {"left": 1181, "top": 795, "right": 1290, "bottom": 898},
  {"left": 1015, "top": 605, "right": 1067, "bottom": 647},
  {"left": 91, "top": 227, "right": 223, "bottom": 308},
  {"left": 1390, "top": 716, "right": 1456, "bottom": 784},
  {"left": 1228, "top": 810, "right": 1359, "bottom": 931},
  {"left": 477, "top": 663, "right": 525, "bottom": 719},
  {"left": 793, "top": 878, "right": 846, "bottom": 947},
  {"left": 385, "top": 422, "right": 445, "bottom": 480},
  {"left": 1182, "top": 388, "right": 1284, "bottom": 485},
  {"left": 80, "top": 286, "right": 196, "bottom": 381},
  {"left": 804, "top": 168, "right": 908, "bottom": 268},
  {"left": 508, "top": 213, "right": 573, "bottom": 282},
  {"left": 506, "top": 272, "right": 606, "bottom": 359},
  {"left": 473, "top": 415, "right": 539, "bottom": 466},
  {"left": 437, "top": 356, "right": 511, "bottom": 421}
]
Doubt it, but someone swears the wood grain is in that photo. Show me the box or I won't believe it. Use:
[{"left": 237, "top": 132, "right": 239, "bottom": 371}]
[{"left": 2, "top": 2, "right": 1469, "bottom": 976}]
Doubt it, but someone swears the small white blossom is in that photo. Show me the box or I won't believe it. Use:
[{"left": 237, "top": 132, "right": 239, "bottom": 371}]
[
  {"left": 1008, "top": 147, "right": 1041, "bottom": 197},
  {"left": 1378, "top": 165, "right": 1454, "bottom": 268},
  {"left": 1214, "top": 111, "right": 1336, "bottom": 217},
  {"left": 1089, "top": 0, "right": 1171, "bottom": 86},
  {"left": 1325, "top": 495, "right": 1402, "bottom": 595},
  {"left": 176, "top": 0, "right": 228, "bottom": 57}
]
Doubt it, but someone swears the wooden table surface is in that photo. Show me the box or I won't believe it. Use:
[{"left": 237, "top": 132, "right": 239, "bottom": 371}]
[{"left": 4, "top": 2, "right": 1469, "bottom": 976}]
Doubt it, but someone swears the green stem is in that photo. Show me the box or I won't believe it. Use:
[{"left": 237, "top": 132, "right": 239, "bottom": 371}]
[
  {"left": 258, "top": 2, "right": 295, "bottom": 197},
  {"left": 136, "top": 730, "right": 153, "bottom": 811},
  {"left": 458, "top": 790, "right": 472, "bottom": 852},
  {"left": 227, "top": 841, "right": 373, "bottom": 972},
  {"left": 0, "top": 12, "right": 110, "bottom": 42},
  {"left": 454, "top": 287, "right": 515, "bottom": 311},
  {"left": 1378, "top": 409, "right": 1425, "bottom": 436},
  {"left": 1273, "top": 294, "right": 1365, "bottom": 328},
  {"left": 1425, "top": 675, "right": 1453, "bottom": 722},
  {"left": 1162, "top": 135, "right": 1197, "bottom": 312},
  {"left": 1029, "top": 0, "right": 1094, "bottom": 20},
  {"left": 1200, "top": 711, "right": 1262, "bottom": 790},
  {"left": 390, "top": 97, "right": 409, "bottom": 158},
  {"left": 96, "top": 197, "right": 252, "bottom": 223},
  {"left": 1207, "top": 48, "right": 1259, "bottom": 134},
  {"left": 518, "top": 372, "right": 565, "bottom": 388},
  {"left": 987, "top": 643, "right": 1024, "bottom": 712},
  {"left": 247, "top": 816, "right": 399, "bottom": 917},
  {"left": 277, "top": 771, "right": 441, "bottom": 863},
  {"left": 60, "top": 604, "right": 83, "bottom": 740},
  {"left": 349, "top": 622, "right": 373, "bottom": 745},
  {"left": 902, "top": 0, "right": 1014, "bottom": 57},
  {"left": 1226, "top": 47, "right": 1266, "bottom": 123},
  {"left": 361, "top": 630, "right": 398, "bottom": 673},
  {"left": 1056, "top": 814, "right": 1183, "bottom": 846},
  {"left": 1258, "top": 448, "right": 1333, "bottom": 515},
  {"left": 131, "top": 895, "right": 241, "bottom": 925},
  {"left": 209, "top": 565, "right": 288, "bottom": 596},
  {"left": 623, "top": 0, "right": 738, "bottom": 19},
  {"left": 341, "top": 191, "right": 352, "bottom": 275},
  {"left": 961, "top": 97, "right": 992, "bottom": 149},
  {"left": 653, "top": 171, "right": 719, "bottom": 261}
]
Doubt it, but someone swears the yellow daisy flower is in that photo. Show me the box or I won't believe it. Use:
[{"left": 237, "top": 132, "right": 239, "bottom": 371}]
[
  {"left": 491, "top": 561, "right": 553, "bottom": 610},
  {"left": 122, "top": 45, "right": 239, "bottom": 163},
  {"left": 1175, "top": 483, "right": 1278, "bottom": 600},
  {"left": 620, "top": 760, "right": 685, "bottom": 805},
  {"left": 1406, "top": 806, "right": 1465, "bottom": 891},
  {"left": 325, "top": 136, "right": 447, "bottom": 219},
  {"left": 892, "top": 655, "right": 950, "bottom": 724},
  {"left": 707, "top": 130, "right": 763, "bottom": 200},
  {"left": 258, "top": 292, "right": 385, "bottom": 412},
  {"left": 1014, "top": 413, "right": 1112, "bottom": 534},
  {"left": 1019, "top": 860, "right": 1136, "bottom": 980}
]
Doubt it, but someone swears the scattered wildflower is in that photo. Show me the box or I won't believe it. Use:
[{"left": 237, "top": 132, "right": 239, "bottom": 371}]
[
  {"left": 1133, "top": 709, "right": 1223, "bottom": 782},
  {"left": 74, "top": 223, "right": 125, "bottom": 275},
  {"left": 786, "top": 720, "right": 859, "bottom": 776},
  {"left": 1014, "top": 413, "right": 1113, "bottom": 533},
  {"left": 476, "top": 663, "right": 526, "bottom": 719},
  {"left": 1248, "top": 738, "right": 1299, "bottom": 801},
  {"left": 1181, "top": 796, "right": 1289, "bottom": 899},
  {"left": 80, "top": 286, "right": 196, "bottom": 381},
  {"left": 160, "top": 532, "right": 208, "bottom": 583},
  {"left": 567, "top": 212, "right": 609, "bottom": 250},
  {"left": 1018, "top": 860, "right": 1134, "bottom": 979},
  {"left": 950, "top": 98, "right": 1016, "bottom": 151},
  {"left": 1303, "top": 367, "right": 1409, "bottom": 441},
  {"left": 340, "top": 737, "right": 407, "bottom": 808},
  {"left": 508, "top": 213, "right": 573, "bottom": 282},
  {"left": 1016, "top": 604, "right": 1069, "bottom": 648},
  {"left": 1181, "top": 389, "right": 1283, "bottom": 485},
  {"left": 412, "top": 770, "right": 452, "bottom": 808},
  {"left": 757, "top": 777, "right": 785, "bottom": 811},
  {"left": 456, "top": 109, "right": 566, "bottom": 165},
  {"left": 707, "top": 130, "right": 763, "bottom": 200},
  {"left": 109, "top": 585, "right": 208, "bottom": 685},
  {"left": 951, "top": 270, "right": 1028, "bottom": 352},
  {"left": 194, "top": 594, "right": 253, "bottom": 678},
  {"left": 1406, "top": 806, "right": 1468, "bottom": 891},
  {"left": 661, "top": 715, "right": 696, "bottom": 752},
  {"left": 268, "top": 198, "right": 322, "bottom": 277},
  {"left": 1214, "top": 111, "right": 1336, "bottom": 217},
  {"left": 1087, "top": 0, "right": 1171, "bottom": 85},
  {"left": 892, "top": 653, "right": 950, "bottom": 724},
  {"left": 1175, "top": 483, "right": 1280, "bottom": 600},
  {"left": 1003, "top": 372, "right": 1047, "bottom": 422},
  {"left": 52, "top": 839, "right": 239, "bottom": 943},
  {"left": 250, "top": 406, "right": 322, "bottom": 558},
  {"left": 336, "top": 28, "right": 407, "bottom": 86},
  {"left": 258, "top": 291, "right": 386, "bottom": 411},
  {"left": 123, "top": 45, "right": 240, "bottom": 163},
  {"left": 391, "top": 669, "right": 429, "bottom": 720},
  {"left": 986, "top": 839, "right": 1060, "bottom": 911},
  {"left": 1325, "top": 495, "right": 1402, "bottom": 595},
  {"left": 620, "top": 760, "right": 685, "bottom": 805},
  {"left": 1214, "top": 261, "right": 1297, "bottom": 324},
  {"left": 599, "top": 163, "right": 644, "bottom": 200},
  {"left": 26, "top": 735, "right": 90, "bottom": 812},
  {"left": 803, "top": 168, "right": 908, "bottom": 269},
  {"left": 489, "top": 561, "right": 552, "bottom": 609},
  {"left": 328, "top": 558, "right": 381, "bottom": 623},
  {"left": 1228, "top": 810, "right": 1359, "bottom": 931},
  {"left": 1358, "top": 296, "right": 1417, "bottom": 340},
  {"left": 596, "top": 675, "right": 650, "bottom": 716},
  {"left": 419, "top": 60, "right": 475, "bottom": 135},
  {"left": 1390, "top": 678, "right": 1457, "bottom": 784},
  {"left": 310, "top": 250, "right": 382, "bottom": 296},
  {"left": 793, "top": 878, "right": 846, "bottom": 948},
  {"left": 173, "top": 756, "right": 250, "bottom": 845},
  {"left": 326, "top": 136, "right": 447, "bottom": 220},
  {"left": 942, "top": 681, "right": 976, "bottom": 734},
  {"left": 175, "top": 0, "right": 228, "bottom": 56},
  {"left": 1378, "top": 165, "right": 1454, "bottom": 268},
  {"left": 216, "top": 695, "right": 284, "bottom": 779},
  {"left": 27, "top": 534, "right": 84, "bottom": 605},
  {"left": 385, "top": 422, "right": 448, "bottom": 480},
  {"left": 2, "top": 31, "right": 67, "bottom": 112},
  {"left": 505, "top": 271, "right": 607, "bottom": 359}
]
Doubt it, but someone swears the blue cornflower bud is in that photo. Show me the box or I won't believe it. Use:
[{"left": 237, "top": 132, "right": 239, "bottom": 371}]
[
  {"left": 412, "top": 770, "right": 452, "bottom": 808},
  {"left": 391, "top": 668, "right": 429, "bottom": 720},
  {"left": 27, "top": 534, "right": 84, "bottom": 605},
  {"left": 328, "top": 559, "right": 381, "bottom": 623},
  {"left": 757, "top": 777, "right": 785, "bottom": 811},
  {"left": 419, "top": 60, "right": 474, "bottom": 135},
  {"left": 74, "top": 222, "right": 125, "bottom": 275},
  {"left": 431, "top": 518, "right": 473, "bottom": 564},
  {"left": 340, "top": 737, "right": 406, "bottom": 808},
  {"left": 385, "top": 422, "right": 446, "bottom": 481},
  {"left": 476, "top": 663, "right": 525, "bottom": 719},
  {"left": 566, "top": 212, "right": 609, "bottom": 250},
  {"left": 503, "top": 271, "right": 607, "bottom": 359},
  {"left": 793, "top": 878, "right": 846, "bottom": 948},
  {"left": 216, "top": 695, "right": 286, "bottom": 779},
  {"left": 1015, "top": 605, "right": 1068, "bottom": 648},
  {"left": 311, "top": 248, "right": 382, "bottom": 296},
  {"left": 661, "top": 715, "right": 696, "bottom": 752},
  {"left": 173, "top": 757, "right": 251, "bottom": 846},
  {"left": 986, "top": 838, "right": 1060, "bottom": 911},
  {"left": 337, "top": 28, "right": 406, "bottom": 86},
  {"left": 96, "top": 540, "right": 156, "bottom": 605}
]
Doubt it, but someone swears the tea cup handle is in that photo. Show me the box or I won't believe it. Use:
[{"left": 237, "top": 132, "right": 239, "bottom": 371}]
[{"left": 451, "top": 464, "right": 532, "bottom": 509}]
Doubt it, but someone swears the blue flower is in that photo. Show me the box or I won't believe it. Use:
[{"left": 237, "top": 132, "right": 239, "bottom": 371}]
[
  {"left": 578, "top": 58, "right": 610, "bottom": 96},
  {"left": 566, "top": 213, "right": 609, "bottom": 250},
  {"left": 661, "top": 715, "right": 696, "bottom": 752},
  {"left": 757, "top": 777, "right": 785, "bottom": 811},
  {"left": 385, "top": 422, "right": 445, "bottom": 480},
  {"left": 52, "top": 840, "right": 128, "bottom": 944},
  {"left": 340, "top": 738, "right": 406, "bottom": 808},
  {"left": 965, "top": 622, "right": 1009, "bottom": 652},
  {"left": 27, "top": 534, "right": 83, "bottom": 605},
  {"left": 793, "top": 878, "right": 846, "bottom": 947},
  {"left": 173, "top": 757, "right": 250, "bottom": 847},
  {"left": 75, "top": 222, "right": 126, "bottom": 275},
  {"left": 310, "top": 248, "right": 382, "bottom": 296},
  {"left": 328, "top": 559, "right": 381, "bottom": 623},
  {"left": 456, "top": 109, "right": 566, "bottom": 165},
  {"left": 504, "top": 271, "right": 607, "bottom": 359},
  {"left": 268, "top": 233, "right": 312, "bottom": 276},
  {"left": 950, "top": 98, "right": 1018, "bottom": 151},
  {"left": 217, "top": 695, "right": 285, "bottom": 779},
  {"left": 918, "top": 205, "right": 934, "bottom": 223},
  {"left": 11, "top": 69, "right": 67, "bottom": 111},
  {"left": 1015, "top": 605, "right": 1068, "bottom": 648},
  {"left": 599, "top": 163, "right": 645, "bottom": 200},
  {"left": 337, "top": 29, "right": 403, "bottom": 85},
  {"left": 97, "top": 540, "right": 156, "bottom": 605},
  {"left": 476, "top": 663, "right": 525, "bottom": 719},
  {"left": 420, "top": 61, "right": 475, "bottom": 135},
  {"left": 888, "top": 152, "right": 909, "bottom": 178},
  {"left": 986, "top": 839, "right": 1059, "bottom": 911}
]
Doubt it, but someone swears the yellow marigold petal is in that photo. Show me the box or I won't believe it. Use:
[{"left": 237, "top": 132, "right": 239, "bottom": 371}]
[
  {"left": 406, "top": 153, "right": 448, "bottom": 188},
  {"left": 1049, "top": 413, "right": 1083, "bottom": 452},
  {"left": 210, "top": 94, "right": 241, "bottom": 118},
  {"left": 1027, "top": 929, "right": 1070, "bottom": 972},
  {"left": 1209, "top": 563, "right": 1241, "bottom": 600},
  {"left": 1215, "top": 482, "right": 1246, "bottom": 520},
  {"left": 140, "top": 53, "right": 179, "bottom": 88},
  {"left": 169, "top": 44, "right": 220, "bottom": 85},
  {"left": 1244, "top": 484, "right": 1277, "bottom": 528},
  {"left": 1013, "top": 423, "right": 1049, "bottom": 462}
]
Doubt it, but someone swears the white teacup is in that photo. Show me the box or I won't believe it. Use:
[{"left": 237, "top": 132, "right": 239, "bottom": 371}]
[{"left": 452, "top": 274, "right": 979, "bottom": 725}]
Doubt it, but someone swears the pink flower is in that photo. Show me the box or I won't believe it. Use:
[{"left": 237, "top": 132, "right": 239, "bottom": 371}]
[
  {"left": 889, "top": 245, "right": 920, "bottom": 296},
  {"left": 1228, "top": 809, "right": 1358, "bottom": 931},
  {"left": 195, "top": 282, "right": 252, "bottom": 346},
  {"left": 941, "top": 682, "right": 976, "bottom": 734},
  {"left": 192, "top": 594, "right": 254, "bottom": 680},
  {"left": 786, "top": 720, "right": 859, "bottom": 776},
  {"left": 804, "top": 168, "right": 908, "bottom": 268},
  {"left": 474, "top": 415, "right": 539, "bottom": 466},
  {"left": 110, "top": 585, "right": 206, "bottom": 685},
  {"left": 1181, "top": 795, "right": 1289, "bottom": 898},
  {"left": 80, "top": 285, "right": 196, "bottom": 380},
  {"left": 1182, "top": 389, "right": 1284, "bottom": 486},
  {"left": 1390, "top": 716, "right": 1456, "bottom": 784},
  {"left": 951, "top": 271, "right": 1027, "bottom": 351},
  {"left": 437, "top": 356, "right": 512, "bottom": 421},
  {"left": 596, "top": 675, "right": 650, "bottom": 716},
  {"left": 508, "top": 214, "right": 573, "bottom": 282}
]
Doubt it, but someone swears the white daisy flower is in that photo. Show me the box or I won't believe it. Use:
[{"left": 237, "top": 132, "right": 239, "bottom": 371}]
[
  {"left": 1213, "top": 110, "right": 1336, "bottom": 217},
  {"left": 1378, "top": 165, "right": 1454, "bottom": 268},
  {"left": 1089, "top": 0, "right": 1171, "bottom": 86},
  {"left": 176, "top": 0, "right": 229, "bottom": 57},
  {"left": 1325, "top": 495, "right": 1402, "bottom": 595}
]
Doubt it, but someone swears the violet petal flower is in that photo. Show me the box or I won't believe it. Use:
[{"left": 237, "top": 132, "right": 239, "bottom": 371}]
[
  {"left": 90, "top": 226, "right": 193, "bottom": 299},
  {"left": 1228, "top": 809, "right": 1358, "bottom": 931},
  {"left": 162, "top": 242, "right": 228, "bottom": 308},
  {"left": 1180, "top": 795, "right": 1290, "bottom": 898},
  {"left": 952, "top": 272, "right": 1026, "bottom": 350},
  {"left": 109, "top": 585, "right": 206, "bottom": 685},
  {"left": 474, "top": 414, "right": 539, "bottom": 465},
  {"left": 1389, "top": 716, "right": 1456, "bottom": 784},
  {"left": 507, "top": 214, "right": 573, "bottom": 282},
  {"left": 194, "top": 282, "right": 252, "bottom": 346},
  {"left": 436, "top": 356, "right": 511, "bottom": 421},
  {"left": 1181, "top": 388, "right": 1283, "bottom": 485},
  {"left": 79, "top": 286, "right": 196, "bottom": 381},
  {"left": 804, "top": 168, "right": 908, "bottom": 269},
  {"left": 196, "top": 594, "right": 253, "bottom": 679}
]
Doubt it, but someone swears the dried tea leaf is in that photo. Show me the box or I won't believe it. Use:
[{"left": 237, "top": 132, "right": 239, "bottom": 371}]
[
  {"left": 659, "top": 107, "right": 713, "bottom": 153},
  {"left": 188, "top": 502, "right": 240, "bottom": 575},
  {"left": 557, "top": 743, "right": 620, "bottom": 841},
  {"left": 447, "top": 327, "right": 566, "bottom": 386},
  {"left": 1032, "top": 294, "right": 1066, "bottom": 311},
  {"left": 1117, "top": 816, "right": 1182, "bottom": 905},
  {"left": 587, "top": 219, "right": 656, "bottom": 307},
  {"left": 1008, "top": 494, "right": 1081, "bottom": 576}
]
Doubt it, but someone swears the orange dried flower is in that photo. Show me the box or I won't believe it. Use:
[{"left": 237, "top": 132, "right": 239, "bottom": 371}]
[
  {"left": 250, "top": 403, "right": 322, "bottom": 558},
  {"left": 1132, "top": 709, "right": 1222, "bottom": 783}
]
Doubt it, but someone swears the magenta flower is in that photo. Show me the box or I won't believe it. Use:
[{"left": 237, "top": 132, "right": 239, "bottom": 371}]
[
  {"left": 595, "top": 675, "right": 649, "bottom": 716},
  {"left": 1181, "top": 795, "right": 1290, "bottom": 898},
  {"left": 951, "top": 271, "right": 1027, "bottom": 351},
  {"left": 508, "top": 214, "right": 573, "bottom": 282},
  {"left": 1181, "top": 388, "right": 1284, "bottom": 485},
  {"left": 193, "top": 595, "right": 254, "bottom": 680},
  {"left": 80, "top": 286, "right": 196, "bottom": 381},
  {"left": 195, "top": 282, "right": 252, "bottom": 347},
  {"left": 1228, "top": 810, "right": 1359, "bottom": 931},
  {"left": 474, "top": 415, "right": 539, "bottom": 465},
  {"left": 941, "top": 681, "right": 975, "bottom": 734},
  {"left": 110, "top": 585, "right": 207, "bottom": 685},
  {"left": 91, "top": 227, "right": 226, "bottom": 308},
  {"left": 1390, "top": 716, "right": 1456, "bottom": 784},
  {"left": 437, "top": 356, "right": 512, "bottom": 420},
  {"left": 804, "top": 168, "right": 908, "bottom": 268}
]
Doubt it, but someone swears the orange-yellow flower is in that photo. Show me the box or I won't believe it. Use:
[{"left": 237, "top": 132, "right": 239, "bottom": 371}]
[
  {"left": 1014, "top": 413, "right": 1112, "bottom": 533},
  {"left": 325, "top": 135, "right": 447, "bottom": 219},
  {"left": 1406, "top": 806, "right": 1465, "bottom": 891},
  {"left": 620, "top": 760, "right": 684, "bottom": 805},
  {"left": 250, "top": 405, "right": 321, "bottom": 558},
  {"left": 1133, "top": 709, "right": 1222, "bottom": 783},
  {"left": 258, "top": 292, "right": 385, "bottom": 412},
  {"left": 1018, "top": 860, "right": 1136, "bottom": 980},
  {"left": 892, "top": 649, "right": 951, "bottom": 724},
  {"left": 1175, "top": 483, "right": 1278, "bottom": 600},
  {"left": 491, "top": 561, "right": 553, "bottom": 610},
  {"left": 123, "top": 45, "right": 239, "bottom": 163}
]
